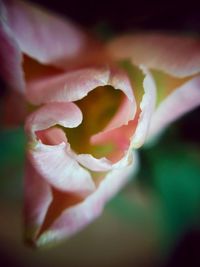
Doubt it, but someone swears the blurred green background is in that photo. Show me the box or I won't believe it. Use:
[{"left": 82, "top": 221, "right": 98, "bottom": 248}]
[{"left": 0, "top": 106, "right": 200, "bottom": 267}]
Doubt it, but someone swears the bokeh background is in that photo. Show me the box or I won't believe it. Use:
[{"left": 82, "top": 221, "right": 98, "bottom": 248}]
[{"left": 0, "top": 0, "right": 200, "bottom": 266}]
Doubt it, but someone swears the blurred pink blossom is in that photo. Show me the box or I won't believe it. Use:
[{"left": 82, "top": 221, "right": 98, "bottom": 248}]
[{"left": 1, "top": 0, "right": 200, "bottom": 247}]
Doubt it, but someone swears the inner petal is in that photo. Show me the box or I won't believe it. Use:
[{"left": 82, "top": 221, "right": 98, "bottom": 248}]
[{"left": 36, "top": 127, "right": 67, "bottom": 145}]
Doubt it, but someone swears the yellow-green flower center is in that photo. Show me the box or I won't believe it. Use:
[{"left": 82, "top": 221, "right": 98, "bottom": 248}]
[{"left": 65, "top": 85, "right": 124, "bottom": 158}]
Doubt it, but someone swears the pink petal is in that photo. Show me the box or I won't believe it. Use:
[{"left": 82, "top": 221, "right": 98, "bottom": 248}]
[
  {"left": 76, "top": 147, "right": 133, "bottom": 172},
  {"left": 25, "top": 102, "right": 95, "bottom": 194},
  {"left": 76, "top": 154, "right": 113, "bottom": 172},
  {"left": 27, "top": 67, "right": 109, "bottom": 105},
  {"left": 24, "top": 158, "right": 52, "bottom": 241},
  {"left": 35, "top": 152, "right": 139, "bottom": 247},
  {"left": 25, "top": 102, "right": 83, "bottom": 138},
  {"left": 26, "top": 66, "right": 134, "bottom": 105},
  {"left": 91, "top": 97, "right": 136, "bottom": 144},
  {"left": 29, "top": 142, "right": 95, "bottom": 195},
  {"left": 148, "top": 75, "right": 200, "bottom": 141},
  {"left": 36, "top": 127, "right": 68, "bottom": 146},
  {"left": 107, "top": 34, "right": 200, "bottom": 78},
  {"left": 5, "top": 0, "right": 89, "bottom": 67},
  {"left": 131, "top": 67, "right": 157, "bottom": 148},
  {"left": 89, "top": 119, "right": 138, "bottom": 165},
  {"left": 0, "top": 2, "right": 25, "bottom": 92},
  {"left": 110, "top": 67, "right": 134, "bottom": 101}
]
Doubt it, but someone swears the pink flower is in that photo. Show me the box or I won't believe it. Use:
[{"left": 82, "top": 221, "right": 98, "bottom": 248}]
[{"left": 1, "top": 0, "right": 200, "bottom": 247}]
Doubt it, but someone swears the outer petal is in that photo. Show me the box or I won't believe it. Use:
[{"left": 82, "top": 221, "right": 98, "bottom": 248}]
[
  {"left": 0, "top": 2, "right": 24, "bottom": 92},
  {"left": 148, "top": 75, "right": 200, "bottom": 141},
  {"left": 5, "top": 0, "right": 89, "bottom": 68},
  {"left": 34, "top": 152, "right": 139, "bottom": 247},
  {"left": 29, "top": 143, "right": 95, "bottom": 195},
  {"left": 107, "top": 34, "right": 200, "bottom": 78},
  {"left": 131, "top": 67, "right": 157, "bottom": 148},
  {"left": 24, "top": 158, "right": 52, "bottom": 242}
]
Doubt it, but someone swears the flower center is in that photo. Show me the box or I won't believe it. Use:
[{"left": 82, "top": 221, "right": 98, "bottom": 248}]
[{"left": 64, "top": 85, "right": 124, "bottom": 158}]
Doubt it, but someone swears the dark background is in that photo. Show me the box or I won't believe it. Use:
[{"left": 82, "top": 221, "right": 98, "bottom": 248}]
[{"left": 32, "top": 0, "right": 200, "bottom": 34}]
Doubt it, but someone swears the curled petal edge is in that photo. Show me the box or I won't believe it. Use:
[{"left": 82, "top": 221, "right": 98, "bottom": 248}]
[
  {"left": 26, "top": 102, "right": 95, "bottom": 195},
  {"left": 131, "top": 66, "right": 157, "bottom": 149}
]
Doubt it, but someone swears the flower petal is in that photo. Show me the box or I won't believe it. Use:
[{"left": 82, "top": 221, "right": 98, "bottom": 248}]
[
  {"left": 148, "top": 75, "right": 200, "bottom": 141},
  {"left": 5, "top": 0, "right": 89, "bottom": 67},
  {"left": 91, "top": 97, "right": 136, "bottom": 145},
  {"left": 0, "top": 2, "right": 24, "bottom": 92},
  {"left": 26, "top": 66, "right": 134, "bottom": 105},
  {"left": 29, "top": 142, "right": 95, "bottom": 195},
  {"left": 34, "top": 152, "right": 139, "bottom": 247},
  {"left": 131, "top": 67, "right": 157, "bottom": 148},
  {"left": 76, "top": 147, "right": 133, "bottom": 172},
  {"left": 107, "top": 34, "right": 200, "bottom": 78},
  {"left": 26, "top": 102, "right": 95, "bottom": 195},
  {"left": 87, "top": 68, "right": 136, "bottom": 148},
  {"left": 25, "top": 102, "right": 83, "bottom": 138},
  {"left": 27, "top": 67, "right": 109, "bottom": 105},
  {"left": 92, "top": 67, "right": 156, "bottom": 150},
  {"left": 36, "top": 127, "right": 68, "bottom": 146},
  {"left": 89, "top": 120, "right": 137, "bottom": 166},
  {"left": 101, "top": 93, "right": 135, "bottom": 130},
  {"left": 24, "top": 158, "right": 52, "bottom": 242},
  {"left": 76, "top": 154, "right": 113, "bottom": 172}
]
